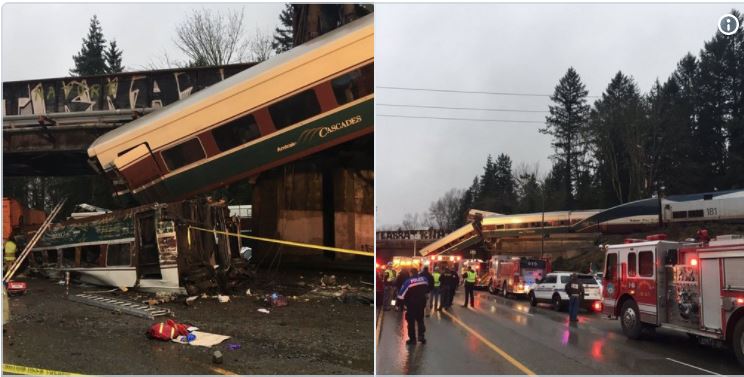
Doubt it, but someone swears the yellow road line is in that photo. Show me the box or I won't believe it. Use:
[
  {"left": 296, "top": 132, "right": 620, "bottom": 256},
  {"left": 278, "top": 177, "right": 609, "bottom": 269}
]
[
  {"left": 3, "top": 363, "right": 83, "bottom": 375},
  {"left": 189, "top": 226, "right": 373, "bottom": 257},
  {"left": 441, "top": 310, "right": 536, "bottom": 376},
  {"left": 375, "top": 306, "right": 385, "bottom": 348}
]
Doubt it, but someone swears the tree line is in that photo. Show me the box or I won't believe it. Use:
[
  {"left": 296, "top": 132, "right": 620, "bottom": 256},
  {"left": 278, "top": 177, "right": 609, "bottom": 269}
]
[{"left": 404, "top": 10, "right": 743, "bottom": 232}]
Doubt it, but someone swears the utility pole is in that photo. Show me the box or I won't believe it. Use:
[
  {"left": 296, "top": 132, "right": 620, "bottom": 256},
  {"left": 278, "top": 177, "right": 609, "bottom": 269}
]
[{"left": 541, "top": 187, "right": 545, "bottom": 259}]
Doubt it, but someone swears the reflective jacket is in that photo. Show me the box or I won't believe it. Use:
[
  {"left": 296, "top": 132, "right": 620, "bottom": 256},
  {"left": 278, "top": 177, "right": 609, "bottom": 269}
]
[
  {"left": 433, "top": 272, "right": 441, "bottom": 287},
  {"left": 465, "top": 270, "right": 476, "bottom": 283},
  {"left": 4, "top": 240, "right": 16, "bottom": 262}
]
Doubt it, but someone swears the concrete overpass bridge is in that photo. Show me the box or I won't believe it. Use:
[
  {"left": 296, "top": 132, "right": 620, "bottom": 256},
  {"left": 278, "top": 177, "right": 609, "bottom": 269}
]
[
  {"left": 376, "top": 228, "right": 604, "bottom": 262},
  {"left": 3, "top": 63, "right": 254, "bottom": 176}
]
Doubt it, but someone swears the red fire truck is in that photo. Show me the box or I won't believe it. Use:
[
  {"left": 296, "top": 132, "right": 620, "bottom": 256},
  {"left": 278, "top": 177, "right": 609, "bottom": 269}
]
[
  {"left": 488, "top": 256, "right": 551, "bottom": 297},
  {"left": 602, "top": 234, "right": 744, "bottom": 366}
]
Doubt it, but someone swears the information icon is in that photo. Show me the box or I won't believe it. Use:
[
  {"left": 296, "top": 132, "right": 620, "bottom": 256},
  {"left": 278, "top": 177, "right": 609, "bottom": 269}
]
[{"left": 719, "top": 14, "right": 740, "bottom": 36}]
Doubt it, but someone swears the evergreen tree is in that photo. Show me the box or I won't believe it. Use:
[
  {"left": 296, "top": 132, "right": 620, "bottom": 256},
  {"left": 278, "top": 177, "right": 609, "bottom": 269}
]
[
  {"left": 70, "top": 15, "right": 108, "bottom": 76},
  {"left": 493, "top": 153, "right": 516, "bottom": 214},
  {"left": 517, "top": 171, "right": 542, "bottom": 213},
  {"left": 105, "top": 40, "right": 124, "bottom": 73},
  {"left": 589, "top": 72, "right": 648, "bottom": 205},
  {"left": 272, "top": 4, "right": 294, "bottom": 54},
  {"left": 540, "top": 67, "right": 591, "bottom": 209},
  {"left": 695, "top": 31, "right": 731, "bottom": 191},
  {"left": 455, "top": 176, "right": 480, "bottom": 227},
  {"left": 719, "top": 10, "right": 744, "bottom": 189}
]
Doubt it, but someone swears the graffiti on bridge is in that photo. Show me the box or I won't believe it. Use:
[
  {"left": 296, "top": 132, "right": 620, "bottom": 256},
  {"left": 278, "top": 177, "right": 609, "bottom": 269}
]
[
  {"left": 2, "top": 64, "right": 254, "bottom": 117},
  {"left": 376, "top": 229, "right": 446, "bottom": 240}
]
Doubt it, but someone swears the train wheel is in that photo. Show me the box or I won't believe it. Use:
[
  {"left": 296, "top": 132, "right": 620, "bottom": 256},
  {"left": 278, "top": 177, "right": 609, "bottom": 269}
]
[
  {"left": 734, "top": 319, "right": 744, "bottom": 367},
  {"left": 620, "top": 300, "right": 643, "bottom": 340},
  {"left": 529, "top": 292, "right": 537, "bottom": 307}
]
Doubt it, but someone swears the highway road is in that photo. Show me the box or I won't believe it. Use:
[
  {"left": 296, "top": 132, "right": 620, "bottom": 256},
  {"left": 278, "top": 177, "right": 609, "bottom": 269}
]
[{"left": 376, "top": 290, "right": 744, "bottom": 375}]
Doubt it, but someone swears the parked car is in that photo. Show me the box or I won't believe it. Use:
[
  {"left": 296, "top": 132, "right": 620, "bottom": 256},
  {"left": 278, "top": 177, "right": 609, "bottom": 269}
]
[{"left": 528, "top": 272, "right": 603, "bottom": 312}]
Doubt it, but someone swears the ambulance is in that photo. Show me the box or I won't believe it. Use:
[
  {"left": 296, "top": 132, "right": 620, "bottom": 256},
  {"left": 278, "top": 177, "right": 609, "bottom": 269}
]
[{"left": 602, "top": 234, "right": 744, "bottom": 366}]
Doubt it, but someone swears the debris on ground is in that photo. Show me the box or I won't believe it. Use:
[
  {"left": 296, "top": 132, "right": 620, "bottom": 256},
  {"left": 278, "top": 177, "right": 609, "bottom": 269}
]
[
  {"left": 320, "top": 274, "right": 337, "bottom": 287},
  {"left": 227, "top": 343, "right": 241, "bottom": 351},
  {"left": 268, "top": 292, "right": 288, "bottom": 307},
  {"left": 307, "top": 285, "right": 374, "bottom": 305},
  {"left": 185, "top": 296, "right": 199, "bottom": 306},
  {"left": 173, "top": 331, "right": 231, "bottom": 348},
  {"left": 245, "top": 289, "right": 252, "bottom": 296},
  {"left": 217, "top": 295, "right": 230, "bottom": 303},
  {"left": 257, "top": 308, "right": 270, "bottom": 314},
  {"left": 212, "top": 350, "right": 223, "bottom": 364},
  {"left": 70, "top": 293, "right": 173, "bottom": 319}
]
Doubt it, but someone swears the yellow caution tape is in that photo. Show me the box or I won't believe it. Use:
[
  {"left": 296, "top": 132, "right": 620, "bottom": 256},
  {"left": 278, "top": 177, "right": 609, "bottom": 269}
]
[
  {"left": 188, "top": 226, "right": 373, "bottom": 257},
  {"left": 3, "top": 363, "right": 83, "bottom": 375}
]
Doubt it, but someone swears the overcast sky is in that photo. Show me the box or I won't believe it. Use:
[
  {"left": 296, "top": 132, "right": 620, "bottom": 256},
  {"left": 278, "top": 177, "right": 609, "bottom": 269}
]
[
  {"left": 375, "top": 3, "right": 741, "bottom": 228},
  {"left": 1, "top": 3, "right": 283, "bottom": 81}
]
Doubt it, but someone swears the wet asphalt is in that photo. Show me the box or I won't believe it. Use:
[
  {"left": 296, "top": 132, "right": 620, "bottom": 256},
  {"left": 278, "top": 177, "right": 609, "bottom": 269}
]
[{"left": 376, "top": 289, "right": 744, "bottom": 375}]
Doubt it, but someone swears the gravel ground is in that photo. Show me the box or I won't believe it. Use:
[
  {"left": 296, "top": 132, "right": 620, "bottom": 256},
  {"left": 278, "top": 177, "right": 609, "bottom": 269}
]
[{"left": 2, "top": 269, "right": 373, "bottom": 375}]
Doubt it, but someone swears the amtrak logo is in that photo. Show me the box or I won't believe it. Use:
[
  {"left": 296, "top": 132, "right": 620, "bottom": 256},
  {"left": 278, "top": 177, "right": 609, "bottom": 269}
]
[{"left": 295, "top": 115, "right": 364, "bottom": 145}]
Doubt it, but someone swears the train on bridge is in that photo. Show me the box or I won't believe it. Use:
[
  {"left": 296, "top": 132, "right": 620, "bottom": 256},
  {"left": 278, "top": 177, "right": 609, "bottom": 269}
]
[
  {"left": 420, "top": 189, "right": 744, "bottom": 257},
  {"left": 87, "top": 14, "right": 374, "bottom": 204}
]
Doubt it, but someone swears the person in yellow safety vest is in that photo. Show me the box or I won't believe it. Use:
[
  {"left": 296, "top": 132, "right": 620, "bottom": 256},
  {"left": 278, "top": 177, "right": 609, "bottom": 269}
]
[
  {"left": 462, "top": 266, "right": 477, "bottom": 308},
  {"left": 383, "top": 262, "right": 397, "bottom": 311},
  {"left": 429, "top": 267, "right": 442, "bottom": 313},
  {"left": 4, "top": 237, "right": 17, "bottom": 273}
]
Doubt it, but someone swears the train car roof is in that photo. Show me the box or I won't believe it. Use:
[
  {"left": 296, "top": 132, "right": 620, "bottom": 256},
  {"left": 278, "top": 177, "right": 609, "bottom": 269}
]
[{"left": 87, "top": 13, "right": 374, "bottom": 160}]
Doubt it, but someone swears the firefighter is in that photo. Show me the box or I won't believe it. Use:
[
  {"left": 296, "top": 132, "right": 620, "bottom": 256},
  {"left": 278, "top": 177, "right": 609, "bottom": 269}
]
[
  {"left": 383, "top": 262, "right": 397, "bottom": 311},
  {"left": 462, "top": 266, "right": 476, "bottom": 308},
  {"left": 3, "top": 235, "right": 17, "bottom": 273},
  {"left": 565, "top": 273, "right": 585, "bottom": 322},
  {"left": 398, "top": 267, "right": 429, "bottom": 345},
  {"left": 431, "top": 266, "right": 442, "bottom": 312},
  {"left": 420, "top": 266, "right": 434, "bottom": 316}
]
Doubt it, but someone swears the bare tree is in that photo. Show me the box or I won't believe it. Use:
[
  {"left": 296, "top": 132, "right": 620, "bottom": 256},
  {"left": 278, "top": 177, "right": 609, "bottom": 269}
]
[
  {"left": 248, "top": 28, "right": 274, "bottom": 63},
  {"left": 174, "top": 8, "right": 250, "bottom": 66},
  {"left": 428, "top": 188, "right": 464, "bottom": 232}
]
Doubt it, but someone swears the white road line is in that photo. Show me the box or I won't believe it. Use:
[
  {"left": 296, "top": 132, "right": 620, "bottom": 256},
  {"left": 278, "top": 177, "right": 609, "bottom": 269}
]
[{"left": 665, "top": 357, "right": 722, "bottom": 375}]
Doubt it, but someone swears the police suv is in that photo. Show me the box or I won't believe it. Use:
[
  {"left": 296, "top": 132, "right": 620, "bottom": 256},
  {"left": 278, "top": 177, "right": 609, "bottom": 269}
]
[{"left": 528, "top": 272, "right": 603, "bottom": 312}]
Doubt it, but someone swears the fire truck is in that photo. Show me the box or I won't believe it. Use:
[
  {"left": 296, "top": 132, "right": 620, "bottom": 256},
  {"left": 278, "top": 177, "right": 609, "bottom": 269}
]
[
  {"left": 602, "top": 234, "right": 744, "bottom": 366},
  {"left": 488, "top": 256, "right": 551, "bottom": 297}
]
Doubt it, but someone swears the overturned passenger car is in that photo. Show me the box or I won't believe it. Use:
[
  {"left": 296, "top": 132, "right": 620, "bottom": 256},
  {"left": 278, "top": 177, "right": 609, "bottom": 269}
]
[{"left": 29, "top": 199, "right": 239, "bottom": 294}]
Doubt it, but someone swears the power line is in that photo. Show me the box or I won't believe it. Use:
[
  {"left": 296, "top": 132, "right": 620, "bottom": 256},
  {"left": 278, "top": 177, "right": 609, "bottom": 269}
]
[
  {"left": 377, "top": 85, "right": 599, "bottom": 98},
  {"left": 377, "top": 103, "right": 549, "bottom": 113},
  {"left": 377, "top": 114, "right": 546, "bottom": 124}
]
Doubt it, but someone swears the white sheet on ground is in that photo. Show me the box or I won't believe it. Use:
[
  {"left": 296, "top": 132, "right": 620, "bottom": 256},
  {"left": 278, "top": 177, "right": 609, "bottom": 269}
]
[{"left": 172, "top": 331, "right": 230, "bottom": 347}]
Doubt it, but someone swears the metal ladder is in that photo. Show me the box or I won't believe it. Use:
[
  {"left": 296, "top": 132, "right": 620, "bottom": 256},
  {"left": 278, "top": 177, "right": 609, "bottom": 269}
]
[
  {"left": 3, "top": 198, "right": 67, "bottom": 283},
  {"left": 68, "top": 293, "right": 173, "bottom": 320}
]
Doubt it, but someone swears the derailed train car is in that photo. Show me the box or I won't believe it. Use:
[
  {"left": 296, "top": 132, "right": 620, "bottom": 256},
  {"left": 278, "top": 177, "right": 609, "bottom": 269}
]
[
  {"left": 29, "top": 199, "right": 235, "bottom": 293},
  {"left": 87, "top": 14, "right": 374, "bottom": 204}
]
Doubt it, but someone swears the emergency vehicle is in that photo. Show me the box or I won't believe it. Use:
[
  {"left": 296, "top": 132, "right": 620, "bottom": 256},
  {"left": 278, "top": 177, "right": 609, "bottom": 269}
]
[
  {"left": 461, "top": 258, "right": 490, "bottom": 288},
  {"left": 602, "top": 234, "right": 744, "bottom": 366},
  {"left": 488, "top": 256, "right": 551, "bottom": 297},
  {"left": 426, "top": 254, "right": 462, "bottom": 274},
  {"left": 391, "top": 256, "right": 426, "bottom": 272}
]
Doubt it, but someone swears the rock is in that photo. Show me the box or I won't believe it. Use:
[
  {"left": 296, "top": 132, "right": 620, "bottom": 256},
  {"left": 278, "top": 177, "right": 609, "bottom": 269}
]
[{"left": 212, "top": 350, "right": 223, "bottom": 364}]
